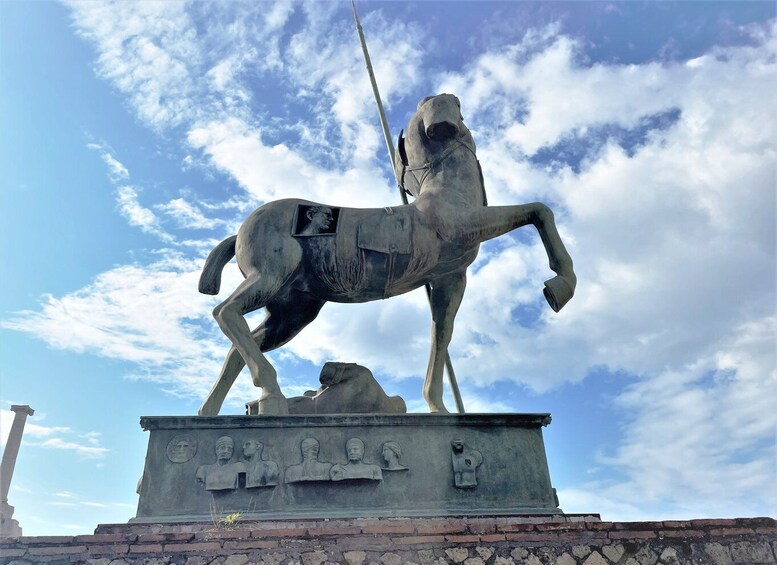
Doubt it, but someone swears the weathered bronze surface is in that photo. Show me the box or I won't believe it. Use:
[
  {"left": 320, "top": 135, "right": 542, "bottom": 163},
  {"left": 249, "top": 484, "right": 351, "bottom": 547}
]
[{"left": 198, "top": 94, "right": 576, "bottom": 416}]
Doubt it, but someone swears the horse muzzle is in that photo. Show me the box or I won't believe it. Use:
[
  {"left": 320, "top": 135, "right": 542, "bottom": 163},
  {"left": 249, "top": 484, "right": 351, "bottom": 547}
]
[
  {"left": 426, "top": 121, "right": 459, "bottom": 141},
  {"left": 421, "top": 94, "right": 462, "bottom": 141}
]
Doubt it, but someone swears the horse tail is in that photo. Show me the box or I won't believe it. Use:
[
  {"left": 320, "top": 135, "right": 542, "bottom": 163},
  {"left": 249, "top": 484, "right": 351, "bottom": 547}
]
[{"left": 198, "top": 235, "right": 237, "bottom": 295}]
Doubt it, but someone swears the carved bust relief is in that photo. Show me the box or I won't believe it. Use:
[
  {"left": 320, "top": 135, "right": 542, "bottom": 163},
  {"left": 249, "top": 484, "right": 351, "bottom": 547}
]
[
  {"left": 380, "top": 441, "right": 408, "bottom": 471},
  {"left": 451, "top": 439, "right": 483, "bottom": 489},
  {"left": 195, "top": 436, "right": 246, "bottom": 491},
  {"left": 285, "top": 437, "right": 333, "bottom": 483},
  {"left": 242, "top": 439, "right": 279, "bottom": 488},
  {"left": 330, "top": 437, "right": 382, "bottom": 481}
]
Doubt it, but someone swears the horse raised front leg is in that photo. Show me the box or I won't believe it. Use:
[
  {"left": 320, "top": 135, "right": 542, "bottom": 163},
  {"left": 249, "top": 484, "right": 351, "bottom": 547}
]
[
  {"left": 460, "top": 203, "right": 576, "bottom": 311},
  {"left": 424, "top": 272, "right": 467, "bottom": 413}
]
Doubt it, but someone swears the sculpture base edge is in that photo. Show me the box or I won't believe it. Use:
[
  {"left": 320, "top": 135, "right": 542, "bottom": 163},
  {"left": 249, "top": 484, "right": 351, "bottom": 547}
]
[{"left": 135, "top": 413, "right": 560, "bottom": 523}]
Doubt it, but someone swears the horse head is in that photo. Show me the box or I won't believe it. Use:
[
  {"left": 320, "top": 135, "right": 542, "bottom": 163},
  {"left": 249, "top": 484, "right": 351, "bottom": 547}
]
[{"left": 396, "top": 94, "right": 479, "bottom": 201}]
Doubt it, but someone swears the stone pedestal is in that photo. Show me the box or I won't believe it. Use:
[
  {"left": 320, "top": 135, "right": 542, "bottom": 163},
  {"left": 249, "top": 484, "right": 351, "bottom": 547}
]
[{"left": 135, "top": 414, "right": 560, "bottom": 523}]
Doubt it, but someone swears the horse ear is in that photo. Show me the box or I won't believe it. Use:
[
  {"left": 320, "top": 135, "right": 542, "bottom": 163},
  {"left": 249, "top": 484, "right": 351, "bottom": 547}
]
[
  {"left": 395, "top": 130, "right": 416, "bottom": 198},
  {"left": 397, "top": 129, "right": 408, "bottom": 166},
  {"left": 417, "top": 96, "right": 433, "bottom": 110}
]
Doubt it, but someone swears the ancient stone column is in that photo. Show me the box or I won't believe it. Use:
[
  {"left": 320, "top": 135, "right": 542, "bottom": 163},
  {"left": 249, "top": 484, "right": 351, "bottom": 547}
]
[{"left": 0, "top": 405, "right": 34, "bottom": 537}]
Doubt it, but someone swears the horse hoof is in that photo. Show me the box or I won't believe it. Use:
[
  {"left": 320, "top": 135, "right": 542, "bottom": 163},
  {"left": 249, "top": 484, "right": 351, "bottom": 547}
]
[
  {"left": 256, "top": 394, "right": 289, "bottom": 416},
  {"left": 543, "top": 275, "right": 575, "bottom": 312}
]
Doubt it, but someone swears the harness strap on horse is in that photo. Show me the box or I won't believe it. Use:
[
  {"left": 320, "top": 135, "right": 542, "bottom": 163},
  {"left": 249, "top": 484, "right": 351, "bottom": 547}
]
[{"left": 397, "top": 132, "right": 487, "bottom": 206}]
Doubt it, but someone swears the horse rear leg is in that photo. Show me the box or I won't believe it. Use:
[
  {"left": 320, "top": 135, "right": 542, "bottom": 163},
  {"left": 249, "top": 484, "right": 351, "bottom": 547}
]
[
  {"left": 460, "top": 204, "right": 576, "bottom": 311},
  {"left": 212, "top": 274, "right": 289, "bottom": 414},
  {"left": 199, "top": 295, "right": 325, "bottom": 416},
  {"left": 424, "top": 272, "right": 467, "bottom": 413}
]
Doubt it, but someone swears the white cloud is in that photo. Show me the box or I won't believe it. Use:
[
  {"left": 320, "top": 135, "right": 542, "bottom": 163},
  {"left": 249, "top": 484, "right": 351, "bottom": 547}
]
[
  {"left": 115, "top": 185, "right": 174, "bottom": 242},
  {"left": 86, "top": 142, "right": 178, "bottom": 243},
  {"left": 156, "top": 198, "right": 229, "bottom": 230},
  {"left": 0, "top": 256, "right": 242, "bottom": 399},
  {"left": 38, "top": 438, "right": 109, "bottom": 459},
  {"left": 81, "top": 431, "right": 102, "bottom": 446},
  {"left": 87, "top": 142, "right": 129, "bottom": 182},
  {"left": 187, "top": 117, "right": 398, "bottom": 208},
  {"left": 283, "top": 5, "right": 424, "bottom": 161},
  {"left": 10, "top": 485, "right": 33, "bottom": 494},
  {"left": 0, "top": 409, "right": 111, "bottom": 460},
  {"left": 0, "top": 408, "right": 71, "bottom": 447},
  {"left": 82, "top": 501, "right": 110, "bottom": 508},
  {"left": 67, "top": 0, "right": 200, "bottom": 130},
  {"left": 595, "top": 318, "right": 777, "bottom": 513},
  {"left": 68, "top": 0, "right": 424, "bottom": 203},
  {"left": 414, "top": 21, "right": 777, "bottom": 388}
]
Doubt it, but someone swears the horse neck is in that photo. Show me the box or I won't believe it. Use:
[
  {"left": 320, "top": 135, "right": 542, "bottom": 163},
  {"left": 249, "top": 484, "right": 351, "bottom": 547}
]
[{"left": 417, "top": 136, "right": 486, "bottom": 208}]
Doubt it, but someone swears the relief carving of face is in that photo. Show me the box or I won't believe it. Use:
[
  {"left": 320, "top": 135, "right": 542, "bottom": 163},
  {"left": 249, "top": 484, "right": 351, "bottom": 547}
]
[
  {"left": 301, "top": 438, "right": 320, "bottom": 459},
  {"left": 346, "top": 438, "right": 364, "bottom": 462},
  {"left": 243, "top": 440, "right": 261, "bottom": 458},
  {"left": 216, "top": 437, "right": 234, "bottom": 462},
  {"left": 173, "top": 440, "right": 190, "bottom": 459}
]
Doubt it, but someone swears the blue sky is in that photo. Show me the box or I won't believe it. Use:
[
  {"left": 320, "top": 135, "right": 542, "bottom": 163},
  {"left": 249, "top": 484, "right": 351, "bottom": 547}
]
[{"left": 1, "top": 1, "right": 775, "bottom": 535}]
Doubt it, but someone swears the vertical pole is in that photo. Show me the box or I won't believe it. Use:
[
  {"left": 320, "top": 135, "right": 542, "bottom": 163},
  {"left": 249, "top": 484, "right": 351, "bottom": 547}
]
[
  {"left": 352, "top": 0, "right": 406, "bottom": 205},
  {"left": 1, "top": 405, "right": 34, "bottom": 536},
  {"left": 352, "top": 1, "right": 465, "bottom": 413}
]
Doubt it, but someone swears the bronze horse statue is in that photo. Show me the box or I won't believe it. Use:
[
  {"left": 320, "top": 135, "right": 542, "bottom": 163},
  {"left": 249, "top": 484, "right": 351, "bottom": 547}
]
[{"left": 198, "top": 94, "right": 576, "bottom": 416}]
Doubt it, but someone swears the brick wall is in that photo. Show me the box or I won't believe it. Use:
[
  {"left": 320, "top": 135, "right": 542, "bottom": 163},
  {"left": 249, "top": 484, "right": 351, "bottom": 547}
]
[{"left": 1, "top": 516, "right": 774, "bottom": 564}]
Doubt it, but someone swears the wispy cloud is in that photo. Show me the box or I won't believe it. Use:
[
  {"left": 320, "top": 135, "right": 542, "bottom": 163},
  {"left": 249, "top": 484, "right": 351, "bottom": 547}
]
[
  {"left": 0, "top": 408, "right": 110, "bottom": 460},
  {"left": 0, "top": 256, "right": 239, "bottom": 400},
  {"left": 38, "top": 438, "right": 109, "bottom": 459},
  {"left": 66, "top": 1, "right": 200, "bottom": 130},
  {"left": 156, "top": 198, "right": 230, "bottom": 230},
  {"left": 87, "top": 143, "right": 176, "bottom": 243},
  {"left": 87, "top": 142, "right": 129, "bottom": 182},
  {"left": 0, "top": 408, "right": 71, "bottom": 447},
  {"left": 115, "top": 185, "right": 175, "bottom": 243}
]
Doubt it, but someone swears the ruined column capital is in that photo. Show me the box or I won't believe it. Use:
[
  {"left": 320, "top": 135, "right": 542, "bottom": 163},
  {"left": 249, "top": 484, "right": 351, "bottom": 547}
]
[{"left": 10, "top": 405, "right": 34, "bottom": 417}]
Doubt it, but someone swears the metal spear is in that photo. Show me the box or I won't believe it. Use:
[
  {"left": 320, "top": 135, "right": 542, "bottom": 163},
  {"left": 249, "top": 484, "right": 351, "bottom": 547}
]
[{"left": 351, "top": 0, "right": 465, "bottom": 414}]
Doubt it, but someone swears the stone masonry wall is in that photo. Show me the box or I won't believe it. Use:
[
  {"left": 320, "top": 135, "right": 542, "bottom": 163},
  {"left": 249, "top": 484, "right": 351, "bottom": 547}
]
[{"left": 1, "top": 516, "right": 774, "bottom": 565}]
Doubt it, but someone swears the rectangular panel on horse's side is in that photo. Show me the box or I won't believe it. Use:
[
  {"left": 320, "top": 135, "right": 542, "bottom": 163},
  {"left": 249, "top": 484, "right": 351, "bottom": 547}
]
[{"left": 293, "top": 204, "right": 341, "bottom": 236}]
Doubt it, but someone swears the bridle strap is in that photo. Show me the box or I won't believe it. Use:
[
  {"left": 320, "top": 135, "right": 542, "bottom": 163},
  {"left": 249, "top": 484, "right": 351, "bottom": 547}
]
[
  {"left": 396, "top": 129, "right": 487, "bottom": 206},
  {"left": 398, "top": 134, "right": 474, "bottom": 195}
]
